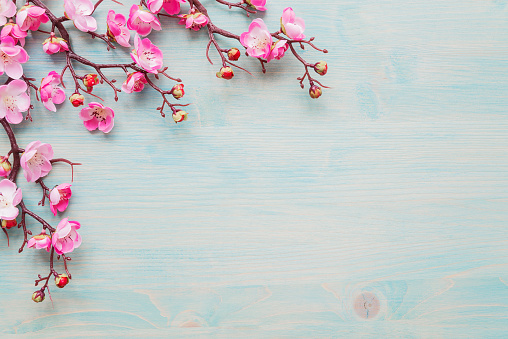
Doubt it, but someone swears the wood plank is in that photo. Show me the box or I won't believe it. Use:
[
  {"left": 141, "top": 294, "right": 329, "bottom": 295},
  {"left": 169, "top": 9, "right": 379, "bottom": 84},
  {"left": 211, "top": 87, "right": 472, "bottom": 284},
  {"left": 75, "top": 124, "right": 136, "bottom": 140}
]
[{"left": 1, "top": 0, "right": 507, "bottom": 336}]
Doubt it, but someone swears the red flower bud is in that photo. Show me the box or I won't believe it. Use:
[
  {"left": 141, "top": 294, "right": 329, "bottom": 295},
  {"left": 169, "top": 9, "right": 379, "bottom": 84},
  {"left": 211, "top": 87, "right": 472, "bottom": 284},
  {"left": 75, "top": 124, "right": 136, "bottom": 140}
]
[
  {"left": 314, "top": 61, "right": 328, "bottom": 76},
  {"left": 69, "top": 93, "right": 85, "bottom": 107},
  {"left": 309, "top": 85, "right": 322, "bottom": 99},
  {"left": 55, "top": 274, "right": 69, "bottom": 288},
  {"left": 172, "top": 110, "right": 188, "bottom": 123},
  {"left": 171, "top": 84, "right": 185, "bottom": 99},
  {"left": 32, "top": 290, "right": 45, "bottom": 303},
  {"left": 216, "top": 66, "right": 234, "bottom": 80},
  {"left": 1, "top": 219, "right": 17, "bottom": 229},
  {"left": 227, "top": 48, "right": 241, "bottom": 61},
  {"left": 83, "top": 74, "right": 99, "bottom": 89}
]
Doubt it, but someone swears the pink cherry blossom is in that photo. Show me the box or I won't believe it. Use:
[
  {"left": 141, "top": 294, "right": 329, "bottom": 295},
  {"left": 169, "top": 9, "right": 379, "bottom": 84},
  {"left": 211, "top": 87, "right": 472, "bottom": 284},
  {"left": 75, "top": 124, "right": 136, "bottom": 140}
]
[
  {"left": 27, "top": 230, "right": 52, "bottom": 252},
  {"left": 20, "top": 141, "right": 54, "bottom": 183},
  {"left": 163, "top": 0, "right": 186, "bottom": 14},
  {"left": 1, "top": 23, "right": 28, "bottom": 47},
  {"left": 42, "top": 34, "right": 69, "bottom": 54},
  {"left": 130, "top": 34, "right": 163, "bottom": 74},
  {"left": 0, "top": 79, "right": 30, "bottom": 124},
  {"left": 16, "top": 5, "right": 49, "bottom": 31},
  {"left": 49, "top": 183, "right": 72, "bottom": 216},
  {"left": 281, "top": 7, "right": 305, "bottom": 41},
  {"left": 245, "top": 0, "right": 266, "bottom": 11},
  {"left": 146, "top": 0, "right": 186, "bottom": 15},
  {"left": 79, "top": 102, "right": 115, "bottom": 133},
  {"left": 157, "top": 0, "right": 186, "bottom": 15},
  {"left": 0, "top": 0, "right": 16, "bottom": 26},
  {"left": 178, "top": 8, "right": 209, "bottom": 31},
  {"left": 121, "top": 72, "right": 147, "bottom": 93},
  {"left": 266, "top": 40, "right": 288, "bottom": 62},
  {"left": 240, "top": 18, "right": 272, "bottom": 59},
  {"left": 0, "top": 36, "right": 30, "bottom": 79},
  {"left": 0, "top": 179, "right": 22, "bottom": 220},
  {"left": 52, "top": 218, "right": 82, "bottom": 255},
  {"left": 106, "top": 10, "right": 130, "bottom": 48},
  {"left": 146, "top": 0, "right": 163, "bottom": 14},
  {"left": 64, "top": 0, "right": 97, "bottom": 32},
  {"left": 127, "top": 5, "right": 161, "bottom": 37},
  {"left": 39, "top": 71, "right": 66, "bottom": 112}
]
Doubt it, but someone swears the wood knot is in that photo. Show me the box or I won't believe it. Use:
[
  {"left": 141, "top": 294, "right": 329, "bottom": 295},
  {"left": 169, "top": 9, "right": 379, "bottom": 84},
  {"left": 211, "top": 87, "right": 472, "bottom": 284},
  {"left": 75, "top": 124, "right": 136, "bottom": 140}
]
[{"left": 354, "top": 291, "right": 380, "bottom": 319}]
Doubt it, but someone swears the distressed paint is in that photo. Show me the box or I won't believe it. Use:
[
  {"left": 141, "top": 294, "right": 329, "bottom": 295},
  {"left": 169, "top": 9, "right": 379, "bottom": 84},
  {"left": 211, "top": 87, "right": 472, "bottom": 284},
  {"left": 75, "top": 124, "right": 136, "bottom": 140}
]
[{"left": 1, "top": 0, "right": 508, "bottom": 337}]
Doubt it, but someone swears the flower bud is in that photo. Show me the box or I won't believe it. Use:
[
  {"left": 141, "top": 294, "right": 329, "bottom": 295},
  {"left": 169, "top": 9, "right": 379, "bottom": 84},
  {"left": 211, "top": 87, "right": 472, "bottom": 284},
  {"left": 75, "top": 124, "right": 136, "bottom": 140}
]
[
  {"left": 69, "top": 93, "right": 85, "bottom": 107},
  {"left": 1, "top": 219, "right": 17, "bottom": 229},
  {"left": 216, "top": 66, "right": 234, "bottom": 80},
  {"left": 227, "top": 48, "right": 241, "bottom": 61},
  {"left": 0, "top": 157, "right": 11, "bottom": 178},
  {"left": 172, "top": 110, "right": 188, "bottom": 123},
  {"left": 171, "top": 84, "right": 185, "bottom": 99},
  {"left": 83, "top": 74, "right": 99, "bottom": 91},
  {"left": 309, "top": 85, "right": 322, "bottom": 99},
  {"left": 32, "top": 290, "right": 45, "bottom": 303},
  {"left": 42, "top": 35, "right": 69, "bottom": 55},
  {"left": 55, "top": 274, "right": 69, "bottom": 288},
  {"left": 314, "top": 61, "right": 328, "bottom": 76}
]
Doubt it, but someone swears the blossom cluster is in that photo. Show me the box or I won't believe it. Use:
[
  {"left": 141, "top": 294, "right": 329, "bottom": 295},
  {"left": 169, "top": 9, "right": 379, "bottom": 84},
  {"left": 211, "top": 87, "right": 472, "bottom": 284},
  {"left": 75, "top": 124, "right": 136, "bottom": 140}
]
[
  {"left": 1, "top": 0, "right": 328, "bottom": 133},
  {"left": 1, "top": 0, "right": 328, "bottom": 303},
  {"left": 1, "top": 141, "right": 81, "bottom": 253},
  {"left": 1, "top": 139, "right": 81, "bottom": 302},
  {"left": 0, "top": 0, "right": 187, "bottom": 130}
]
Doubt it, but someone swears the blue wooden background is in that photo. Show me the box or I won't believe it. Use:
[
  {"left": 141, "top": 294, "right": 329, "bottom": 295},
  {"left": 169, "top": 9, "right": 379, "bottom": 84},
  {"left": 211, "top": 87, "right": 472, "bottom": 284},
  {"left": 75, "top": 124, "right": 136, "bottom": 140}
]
[{"left": 1, "top": 0, "right": 508, "bottom": 336}]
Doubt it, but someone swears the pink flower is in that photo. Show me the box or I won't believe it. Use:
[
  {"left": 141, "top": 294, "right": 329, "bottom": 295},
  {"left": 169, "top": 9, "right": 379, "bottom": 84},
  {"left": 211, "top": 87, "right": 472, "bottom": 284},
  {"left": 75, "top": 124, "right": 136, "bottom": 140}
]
[
  {"left": 130, "top": 34, "right": 163, "bottom": 74},
  {"left": 127, "top": 5, "right": 161, "bottom": 37},
  {"left": 245, "top": 0, "right": 266, "bottom": 11},
  {"left": 79, "top": 102, "right": 115, "bottom": 133},
  {"left": 39, "top": 71, "right": 66, "bottom": 112},
  {"left": 1, "top": 23, "right": 28, "bottom": 47},
  {"left": 0, "top": 0, "right": 16, "bottom": 26},
  {"left": 0, "top": 36, "right": 30, "bottom": 79},
  {"left": 121, "top": 72, "right": 147, "bottom": 93},
  {"left": 147, "top": 0, "right": 186, "bottom": 15},
  {"left": 49, "top": 183, "right": 72, "bottom": 216},
  {"left": 163, "top": 0, "right": 186, "bottom": 14},
  {"left": 27, "top": 230, "right": 52, "bottom": 252},
  {"left": 178, "top": 8, "right": 209, "bottom": 31},
  {"left": 146, "top": 0, "right": 163, "bottom": 14},
  {"left": 20, "top": 141, "right": 54, "bottom": 183},
  {"left": 0, "top": 179, "right": 22, "bottom": 220},
  {"left": 52, "top": 218, "right": 82, "bottom": 255},
  {"left": 0, "top": 79, "right": 30, "bottom": 124},
  {"left": 106, "top": 10, "right": 130, "bottom": 48},
  {"left": 281, "top": 7, "right": 305, "bottom": 41},
  {"left": 240, "top": 18, "right": 272, "bottom": 59},
  {"left": 266, "top": 40, "right": 288, "bottom": 62},
  {"left": 64, "top": 0, "right": 97, "bottom": 32},
  {"left": 42, "top": 34, "right": 69, "bottom": 54},
  {"left": 16, "top": 5, "right": 49, "bottom": 31}
]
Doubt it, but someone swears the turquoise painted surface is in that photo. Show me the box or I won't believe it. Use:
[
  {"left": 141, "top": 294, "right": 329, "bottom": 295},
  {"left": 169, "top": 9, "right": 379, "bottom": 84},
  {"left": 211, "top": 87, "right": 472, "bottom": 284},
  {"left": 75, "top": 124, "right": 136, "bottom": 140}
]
[{"left": 1, "top": 0, "right": 508, "bottom": 336}]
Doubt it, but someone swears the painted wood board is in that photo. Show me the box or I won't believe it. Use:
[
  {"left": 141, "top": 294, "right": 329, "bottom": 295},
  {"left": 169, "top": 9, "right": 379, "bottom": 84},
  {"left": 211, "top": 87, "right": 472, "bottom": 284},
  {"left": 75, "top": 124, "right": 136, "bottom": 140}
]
[{"left": 1, "top": 0, "right": 507, "bottom": 336}]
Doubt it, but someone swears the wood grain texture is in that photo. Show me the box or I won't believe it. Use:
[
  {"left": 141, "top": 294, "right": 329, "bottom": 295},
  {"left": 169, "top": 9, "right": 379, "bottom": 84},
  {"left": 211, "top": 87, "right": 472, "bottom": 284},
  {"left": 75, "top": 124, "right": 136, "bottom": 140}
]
[{"left": 1, "top": 0, "right": 508, "bottom": 337}]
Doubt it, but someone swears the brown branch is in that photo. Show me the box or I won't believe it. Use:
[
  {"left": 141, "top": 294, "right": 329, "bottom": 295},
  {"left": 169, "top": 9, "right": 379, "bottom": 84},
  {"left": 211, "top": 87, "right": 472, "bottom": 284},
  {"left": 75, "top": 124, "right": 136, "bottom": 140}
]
[{"left": 215, "top": 0, "right": 256, "bottom": 15}]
